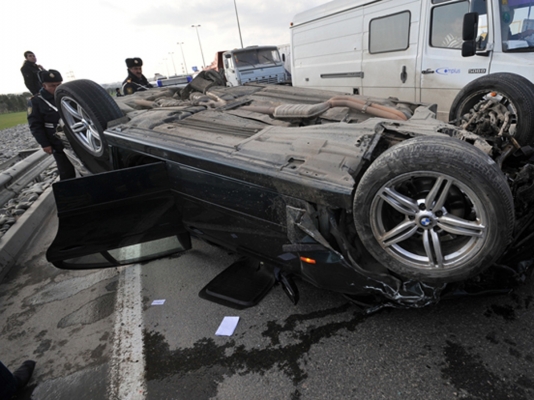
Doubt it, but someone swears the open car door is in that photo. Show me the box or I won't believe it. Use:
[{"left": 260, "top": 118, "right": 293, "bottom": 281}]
[{"left": 46, "top": 162, "right": 191, "bottom": 269}]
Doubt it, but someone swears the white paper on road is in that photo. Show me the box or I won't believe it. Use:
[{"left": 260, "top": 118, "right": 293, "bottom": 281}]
[
  {"left": 216, "top": 316, "right": 240, "bottom": 336},
  {"left": 151, "top": 299, "right": 166, "bottom": 305}
]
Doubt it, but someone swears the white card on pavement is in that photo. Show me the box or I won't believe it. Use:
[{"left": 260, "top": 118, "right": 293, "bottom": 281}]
[{"left": 215, "top": 316, "right": 240, "bottom": 336}]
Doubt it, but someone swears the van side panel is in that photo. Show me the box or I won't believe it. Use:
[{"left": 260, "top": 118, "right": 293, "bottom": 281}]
[
  {"left": 292, "top": 0, "right": 534, "bottom": 122},
  {"left": 291, "top": 6, "right": 364, "bottom": 93},
  {"left": 419, "top": 0, "right": 491, "bottom": 121},
  {"left": 360, "top": 0, "right": 422, "bottom": 102},
  {"left": 488, "top": 53, "right": 534, "bottom": 81}
]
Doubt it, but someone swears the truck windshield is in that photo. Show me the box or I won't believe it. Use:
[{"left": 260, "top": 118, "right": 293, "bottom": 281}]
[
  {"left": 500, "top": 0, "right": 534, "bottom": 52},
  {"left": 234, "top": 49, "right": 282, "bottom": 68}
]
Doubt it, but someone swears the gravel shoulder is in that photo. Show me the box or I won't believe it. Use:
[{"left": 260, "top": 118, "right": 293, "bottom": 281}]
[
  {"left": 0, "top": 123, "right": 39, "bottom": 162},
  {"left": 0, "top": 124, "right": 57, "bottom": 239}
]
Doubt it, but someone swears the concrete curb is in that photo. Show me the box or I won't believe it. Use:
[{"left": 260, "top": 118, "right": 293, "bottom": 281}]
[{"left": 0, "top": 186, "right": 56, "bottom": 282}]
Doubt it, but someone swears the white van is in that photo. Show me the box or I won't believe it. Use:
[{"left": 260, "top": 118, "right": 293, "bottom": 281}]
[
  {"left": 278, "top": 43, "right": 292, "bottom": 75},
  {"left": 290, "top": 0, "right": 534, "bottom": 123}
]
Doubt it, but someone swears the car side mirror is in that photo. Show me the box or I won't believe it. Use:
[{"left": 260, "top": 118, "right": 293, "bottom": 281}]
[{"left": 462, "top": 12, "right": 478, "bottom": 57}]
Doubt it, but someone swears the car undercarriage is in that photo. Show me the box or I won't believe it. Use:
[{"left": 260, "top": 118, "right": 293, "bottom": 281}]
[{"left": 46, "top": 75, "right": 534, "bottom": 311}]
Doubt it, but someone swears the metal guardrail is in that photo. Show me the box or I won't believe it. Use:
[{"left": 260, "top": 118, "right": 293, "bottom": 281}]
[
  {"left": 0, "top": 149, "right": 55, "bottom": 207},
  {"left": 0, "top": 149, "right": 39, "bottom": 171}
]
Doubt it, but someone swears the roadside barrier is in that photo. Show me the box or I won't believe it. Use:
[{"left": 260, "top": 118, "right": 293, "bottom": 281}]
[
  {"left": 0, "top": 150, "right": 57, "bottom": 281},
  {"left": 0, "top": 150, "right": 55, "bottom": 207}
]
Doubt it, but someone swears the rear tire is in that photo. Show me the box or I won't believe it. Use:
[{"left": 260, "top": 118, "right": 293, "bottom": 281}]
[
  {"left": 56, "top": 80, "right": 124, "bottom": 173},
  {"left": 353, "top": 136, "right": 514, "bottom": 283}
]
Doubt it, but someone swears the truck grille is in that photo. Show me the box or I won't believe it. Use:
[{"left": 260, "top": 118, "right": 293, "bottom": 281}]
[{"left": 249, "top": 77, "right": 279, "bottom": 84}]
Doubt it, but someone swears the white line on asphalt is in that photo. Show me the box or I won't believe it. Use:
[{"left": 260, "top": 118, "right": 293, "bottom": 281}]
[{"left": 108, "top": 265, "right": 147, "bottom": 400}]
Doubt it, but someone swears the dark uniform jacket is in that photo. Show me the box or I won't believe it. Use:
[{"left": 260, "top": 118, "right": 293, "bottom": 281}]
[
  {"left": 27, "top": 88, "right": 64, "bottom": 151},
  {"left": 122, "top": 70, "right": 153, "bottom": 95},
  {"left": 20, "top": 61, "right": 42, "bottom": 95}
]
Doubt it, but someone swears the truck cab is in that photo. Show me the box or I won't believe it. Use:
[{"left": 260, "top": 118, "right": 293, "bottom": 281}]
[
  {"left": 290, "top": 0, "right": 534, "bottom": 121},
  {"left": 221, "top": 46, "right": 288, "bottom": 86}
]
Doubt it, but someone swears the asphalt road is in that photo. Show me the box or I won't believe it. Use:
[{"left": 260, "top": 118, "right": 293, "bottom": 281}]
[{"left": 1, "top": 212, "right": 534, "bottom": 400}]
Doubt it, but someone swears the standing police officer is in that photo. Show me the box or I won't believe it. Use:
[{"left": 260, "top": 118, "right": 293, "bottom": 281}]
[
  {"left": 27, "top": 70, "right": 76, "bottom": 180},
  {"left": 122, "top": 57, "right": 153, "bottom": 95}
]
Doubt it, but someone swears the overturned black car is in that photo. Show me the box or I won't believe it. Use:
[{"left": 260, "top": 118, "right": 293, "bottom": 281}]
[{"left": 46, "top": 73, "right": 534, "bottom": 310}]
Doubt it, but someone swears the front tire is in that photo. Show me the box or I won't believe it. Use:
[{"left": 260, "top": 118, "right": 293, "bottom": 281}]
[
  {"left": 353, "top": 136, "right": 514, "bottom": 283},
  {"left": 55, "top": 80, "right": 124, "bottom": 173},
  {"left": 449, "top": 73, "right": 534, "bottom": 145}
]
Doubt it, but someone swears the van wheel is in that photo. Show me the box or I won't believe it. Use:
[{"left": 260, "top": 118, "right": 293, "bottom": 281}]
[
  {"left": 353, "top": 136, "right": 514, "bottom": 284},
  {"left": 449, "top": 73, "right": 534, "bottom": 145},
  {"left": 56, "top": 80, "right": 124, "bottom": 173}
]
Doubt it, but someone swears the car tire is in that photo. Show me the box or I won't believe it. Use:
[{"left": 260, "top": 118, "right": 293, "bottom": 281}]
[
  {"left": 55, "top": 80, "right": 124, "bottom": 173},
  {"left": 353, "top": 136, "right": 514, "bottom": 284},
  {"left": 449, "top": 73, "right": 534, "bottom": 145}
]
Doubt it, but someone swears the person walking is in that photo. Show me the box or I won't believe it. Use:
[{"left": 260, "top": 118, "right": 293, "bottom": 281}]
[{"left": 27, "top": 69, "right": 76, "bottom": 180}]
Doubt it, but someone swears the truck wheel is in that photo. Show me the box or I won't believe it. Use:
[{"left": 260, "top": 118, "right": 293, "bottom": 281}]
[
  {"left": 56, "top": 80, "right": 124, "bottom": 173},
  {"left": 449, "top": 73, "right": 534, "bottom": 145},
  {"left": 353, "top": 136, "right": 514, "bottom": 284}
]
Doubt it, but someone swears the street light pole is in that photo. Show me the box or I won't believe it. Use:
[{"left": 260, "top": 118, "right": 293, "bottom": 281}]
[
  {"left": 191, "top": 25, "right": 206, "bottom": 67},
  {"left": 168, "top": 52, "right": 177, "bottom": 76},
  {"left": 177, "top": 42, "right": 188, "bottom": 74},
  {"left": 233, "top": 0, "right": 244, "bottom": 48},
  {"left": 163, "top": 58, "right": 170, "bottom": 78}
]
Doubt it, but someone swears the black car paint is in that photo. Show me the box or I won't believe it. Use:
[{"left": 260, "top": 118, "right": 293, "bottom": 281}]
[
  {"left": 46, "top": 81, "right": 534, "bottom": 310},
  {"left": 48, "top": 124, "right": 449, "bottom": 309}
]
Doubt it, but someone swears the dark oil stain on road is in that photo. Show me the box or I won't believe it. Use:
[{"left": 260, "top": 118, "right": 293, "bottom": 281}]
[
  {"left": 33, "top": 338, "right": 52, "bottom": 357},
  {"left": 441, "top": 340, "right": 532, "bottom": 399},
  {"left": 484, "top": 304, "right": 517, "bottom": 321},
  {"left": 485, "top": 331, "right": 499, "bottom": 344},
  {"left": 2, "top": 307, "right": 37, "bottom": 340},
  {"left": 261, "top": 303, "right": 354, "bottom": 346},
  {"left": 144, "top": 303, "right": 365, "bottom": 399},
  {"left": 483, "top": 293, "right": 534, "bottom": 322},
  {"left": 57, "top": 292, "right": 116, "bottom": 328},
  {"left": 4, "top": 251, "right": 66, "bottom": 290}
]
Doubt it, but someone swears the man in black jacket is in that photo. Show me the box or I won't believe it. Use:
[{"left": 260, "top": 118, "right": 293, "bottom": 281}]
[
  {"left": 27, "top": 70, "right": 75, "bottom": 180},
  {"left": 20, "top": 51, "right": 44, "bottom": 95},
  {"left": 122, "top": 57, "right": 153, "bottom": 95}
]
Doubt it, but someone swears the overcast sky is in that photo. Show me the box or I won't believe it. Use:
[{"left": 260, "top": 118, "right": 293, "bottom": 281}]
[{"left": 1, "top": 0, "right": 326, "bottom": 95}]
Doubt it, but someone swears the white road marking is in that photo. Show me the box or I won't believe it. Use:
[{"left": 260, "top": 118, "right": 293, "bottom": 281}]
[{"left": 108, "top": 265, "right": 147, "bottom": 400}]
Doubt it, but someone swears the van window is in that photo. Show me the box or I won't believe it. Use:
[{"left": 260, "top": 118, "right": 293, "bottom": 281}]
[
  {"left": 430, "top": 1, "right": 469, "bottom": 49},
  {"left": 470, "top": 0, "right": 489, "bottom": 51},
  {"left": 369, "top": 11, "right": 411, "bottom": 54},
  {"left": 500, "top": 0, "right": 534, "bottom": 52}
]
